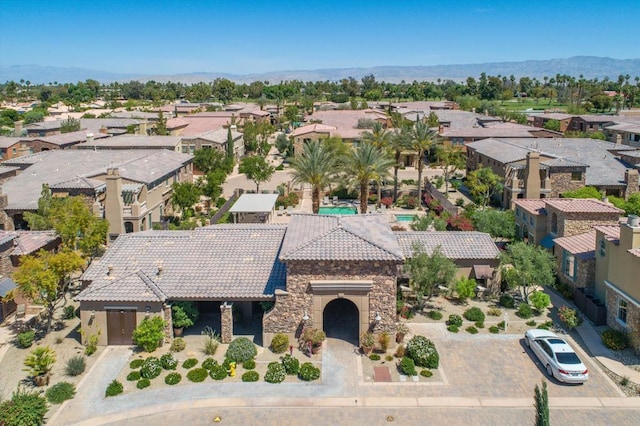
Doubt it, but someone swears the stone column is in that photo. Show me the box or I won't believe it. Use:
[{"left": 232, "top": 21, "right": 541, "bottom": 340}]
[
  {"left": 220, "top": 302, "right": 233, "bottom": 344},
  {"left": 163, "top": 304, "right": 172, "bottom": 343}
]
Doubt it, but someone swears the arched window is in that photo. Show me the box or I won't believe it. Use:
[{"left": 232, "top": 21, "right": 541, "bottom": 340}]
[{"left": 551, "top": 213, "right": 558, "bottom": 235}]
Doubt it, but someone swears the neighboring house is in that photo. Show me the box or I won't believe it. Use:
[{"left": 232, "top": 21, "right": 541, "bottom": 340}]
[
  {"left": 80, "top": 118, "right": 149, "bottom": 136},
  {"left": 180, "top": 127, "right": 244, "bottom": 159},
  {"left": 567, "top": 115, "right": 616, "bottom": 133},
  {"left": 229, "top": 193, "right": 279, "bottom": 224},
  {"left": 75, "top": 135, "right": 183, "bottom": 151},
  {"left": 439, "top": 124, "right": 559, "bottom": 147},
  {"left": 26, "top": 131, "right": 110, "bottom": 151},
  {"left": 0, "top": 137, "right": 26, "bottom": 160},
  {"left": 290, "top": 123, "right": 337, "bottom": 155},
  {"left": 604, "top": 121, "right": 640, "bottom": 148},
  {"left": 530, "top": 113, "right": 574, "bottom": 132},
  {"left": 24, "top": 120, "right": 63, "bottom": 137},
  {"left": 166, "top": 115, "right": 232, "bottom": 137}
]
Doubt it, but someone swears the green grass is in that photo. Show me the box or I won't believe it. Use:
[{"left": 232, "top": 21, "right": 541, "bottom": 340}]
[{"left": 495, "top": 99, "right": 567, "bottom": 112}]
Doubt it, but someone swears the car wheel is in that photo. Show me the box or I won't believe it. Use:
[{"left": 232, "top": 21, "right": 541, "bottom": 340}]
[
  {"left": 525, "top": 337, "right": 530, "bottom": 347},
  {"left": 546, "top": 364, "right": 553, "bottom": 378}
]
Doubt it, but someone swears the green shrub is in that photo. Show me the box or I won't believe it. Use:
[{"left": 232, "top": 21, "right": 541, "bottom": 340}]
[
  {"left": 17, "top": 330, "right": 36, "bottom": 348},
  {"left": 210, "top": 365, "right": 228, "bottom": 380},
  {"left": 264, "top": 363, "right": 286, "bottom": 383},
  {"left": 298, "top": 362, "right": 321, "bottom": 381},
  {"left": 463, "top": 307, "right": 485, "bottom": 323},
  {"left": 242, "top": 359, "right": 256, "bottom": 370},
  {"left": 132, "top": 317, "right": 165, "bottom": 352},
  {"left": 386, "top": 355, "right": 394, "bottom": 362},
  {"left": 280, "top": 354, "right": 299, "bottom": 375},
  {"left": 160, "top": 353, "right": 178, "bottom": 370},
  {"left": 447, "top": 314, "right": 463, "bottom": 327},
  {"left": 499, "top": 294, "right": 515, "bottom": 309},
  {"left": 182, "top": 358, "right": 198, "bottom": 369},
  {"left": 405, "top": 335, "right": 439, "bottom": 368},
  {"left": 420, "top": 369, "right": 433, "bottom": 378},
  {"left": 105, "top": 379, "right": 123, "bottom": 397},
  {"left": 45, "top": 382, "right": 75, "bottom": 404},
  {"left": 427, "top": 310, "right": 443, "bottom": 320},
  {"left": 65, "top": 356, "right": 86, "bottom": 377},
  {"left": 447, "top": 325, "right": 459, "bottom": 333},
  {"left": 172, "top": 301, "right": 199, "bottom": 324},
  {"left": 537, "top": 321, "right": 553, "bottom": 330},
  {"left": 62, "top": 305, "right": 76, "bottom": 320},
  {"left": 225, "top": 337, "right": 257, "bottom": 363},
  {"left": 187, "top": 368, "right": 208, "bottom": 382},
  {"left": 130, "top": 359, "right": 144, "bottom": 369},
  {"left": 170, "top": 337, "right": 186, "bottom": 352},
  {"left": 242, "top": 370, "right": 259, "bottom": 382},
  {"left": 526, "top": 320, "right": 537, "bottom": 327},
  {"left": 400, "top": 356, "right": 417, "bottom": 376},
  {"left": 487, "top": 307, "right": 502, "bottom": 316},
  {"left": 497, "top": 321, "right": 506, "bottom": 330},
  {"left": 270, "top": 333, "right": 290, "bottom": 354},
  {"left": 601, "top": 329, "right": 629, "bottom": 351},
  {"left": 0, "top": 387, "right": 48, "bottom": 426},
  {"left": 475, "top": 321, "right": 484, "bottom": 328},
  {"left": 127, "top": 371, "right": 141, "bottom": 381},
  {"left": 136, "top": 378, "right": 151, "bottom": 389},
  {"left": 465, "top": 326, "right": 478, "bottom": 334},
  {"left": 530, "top": 291, "right": 551, "bottom": 312},
  {"left": 202, "top": 358, "right": 218, "bottom": 370},
  {"left": 395, "top": 345, "right": 405, "bottom": 358},
  {"left": 517, "top": 303, "right": 533, "bottom": 319},
  {"left": 369, "top": 354, "right": 381, "bottom": 361},
  {"left": 489, "top": 326, "right": 500, "bottom": 334},
  {"left": 84, "top": 333, "right": 99, "bottom": 356},
  {"left": 165, "top": 372, "right": 182, "bottom": 385},
  {"left": 558, "top": 306, "right": 581, "bottom": 329},
  {"left": 140, "top": 357, "right": 162, "bottom": 379}
]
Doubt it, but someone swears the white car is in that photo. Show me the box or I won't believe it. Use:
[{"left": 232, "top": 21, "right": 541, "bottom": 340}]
[{"left": 524, "top": 329, "right": 589, "bottom": 384}]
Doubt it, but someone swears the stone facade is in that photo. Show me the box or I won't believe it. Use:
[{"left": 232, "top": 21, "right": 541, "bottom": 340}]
[
  {"left": 555, "top": 249, "right": 595, "bottom": 290},
  {"left": 548, "top": 170, "right": 585, "bottom": 197},
  {"left": 163, "top": 304, "right": 172, "bottom": 343},
  {"left": 606, "top": 287, "right": 640, "bottom": 356},
  {"left": 625, "top": 169, "right": 639, "bottom": 198},
  {"left": 546, "top": 208, "right": 620, "bottom": 238},
  {"left": 220, "top": 302, "right": 233, "bottom": 344}
]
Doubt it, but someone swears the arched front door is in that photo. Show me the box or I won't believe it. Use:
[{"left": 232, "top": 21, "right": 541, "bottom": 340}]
[{"left": 323, "top": 298, "right": 359, "bottom": 344}]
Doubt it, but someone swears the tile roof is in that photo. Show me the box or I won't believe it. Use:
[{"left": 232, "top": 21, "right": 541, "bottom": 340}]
[
  {"left": 593, "top": 225, "right": 620, "bottom": 244},
  {"left": 0, "top": 277, "right": 17, "bottom": 298},
  {"left": 0, "top": 230, "right": 60, "bottom": 256},
  {"left": 28, "top": 131, "right": 109, "bottom": 146},
  {"left": 49, "top": 176, "right": 105, "bottom": 190},
  {"left": 629, "top": 248, "right": 640, "bottom": 258},
  {"left": 75, "top": 135, "right": 183, "bottom": 149},
  {"left": 229, "top": 194, "right": 278, "bottom": 213},
  {"left": 184, "top": 128, "right": 242, "bottom": 145},
  {"left": 280, "top": 214, "right": 404, "bottom": 261},
  {"left": 166, "top": 116, "right": 231, "bottom": 136},
  {"left": 396, "top": 232, "right": 500, "bottom": 260},
  {"left": 0, "top": 136, "right": 22, "bottom": 149},
  {"left": 76, "top": 270, "right": 167, "bottom": 302},
  {"left": 513, "top": 199, "right": 547, "bottom": 215},
  {"left": 544, "top": 198, "right": 624, "bottom": 214},
  {"left": 291, "top": 123, "right": 336, "bottom": 137},
  {"left": 554, "top": 231, "right": 596, "bottom": 261}
]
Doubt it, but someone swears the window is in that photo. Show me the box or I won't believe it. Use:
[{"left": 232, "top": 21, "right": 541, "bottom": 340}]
[
  {"left": 571, "top": 171, "right": 582, "bottom": 181},
  {"left": 529, "top": 216, "right": 533, "bottom": 226},
  {"left": 563, "top": 251, "right": 576, "bottom": 280},
  {"left": 551, "top": 213, "right": 558, "bottom": 235},
  {"left": 516, "top": 207, "right": 520, "bottom": 218},
  {"left": 617, "top": 299, "right": 628, "bottom": 325}
]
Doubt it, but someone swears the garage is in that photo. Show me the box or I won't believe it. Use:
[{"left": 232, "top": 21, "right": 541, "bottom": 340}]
[{"left": 106, "top": 309, "right": 136, "bottom": 345}]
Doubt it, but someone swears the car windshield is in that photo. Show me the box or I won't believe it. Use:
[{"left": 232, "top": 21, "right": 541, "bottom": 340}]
[
  {"left": 556, "top": 352, "right": 581, "bottom": 364},
  {"left": 548, "top": 338, "right": 565, "bottom": 344}
]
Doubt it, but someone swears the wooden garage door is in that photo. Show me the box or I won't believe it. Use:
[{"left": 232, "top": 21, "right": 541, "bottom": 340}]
[{"left": 107, "top": 310, "right": 136, "bottom": 345}]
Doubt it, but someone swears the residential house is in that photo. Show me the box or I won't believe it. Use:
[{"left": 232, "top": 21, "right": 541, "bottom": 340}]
[
  {"left": 75, "top": 135, "right": 183, "bottom": 152},
  {"left": 180, "top": 127, "right": 244, "bottom": 160},
  {"left": 229, "top": 193, "right": 279, "bottom": 224},
  {"left": 530, "top": 113, "right": 574, "bottom": 132},
  {"left": 604, "top": 121, "right": 640, "bottom": 148}
]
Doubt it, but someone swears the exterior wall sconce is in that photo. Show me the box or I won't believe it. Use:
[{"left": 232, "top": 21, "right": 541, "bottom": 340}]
[
  {"left": 302, "top": 311, "right": 310, "bottom": 322},
  {"left": 145, "top": 306, "right": 151, "bottom": 318},
  {"left": 90, "top": 310, "right": 96, "bottom": 319},
  {"left": 374, "top": 312, "right": 381, "bottom": 323}
]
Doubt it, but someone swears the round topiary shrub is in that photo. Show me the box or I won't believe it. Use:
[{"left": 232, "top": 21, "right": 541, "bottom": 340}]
[
  {"left": 105, "top": 379, "right": 123, "bottom": 397},
  {"left": 160, "top": 353, "right": 178, "bottom": 370},
  {"left": 210, "top": 365, "right": 228, "bottom": 380},
  {"left": 126, "top": 371, "right": 141, "bottom": 381},
  {"left": 136, "top": 378, "right": 151, "bottom": 389},
  {"left": 45, "top": 381, "right": 75, "bottom": 404},
  {"left": 186, "top": 368, "right": 208, "bottom": 382},
  {"left": 242, "top": 370, "right": 259, "bottom": 382},
  {"left": 517, "top": 303, "right": 533, "bottom": 319},
  {"left": 202, "top": 358, "right": 218, "bottom": 370},
  {"left": 270, "top": 333, "right": 290, "bottom": 354},
  {"left": 281, "top": 354, "right": 299, "bottom": 375},
  {"left": 405, "top": 335, "right": 439, "bottom": 369},
  {"left": 140, "top": 357, "right": 162, "bottom": 379},
  {"left": 170, "top": 337, "right": 186, "bottom": 353},
  {"left": 489, "top": 326, "right": 500, "bottom": 334},
  {"left": 465, "top": 326, "right": 478, "bottom": 334},
  {"left": 601, "top": 329, "right": 629, "bottom": 351},
  {"left": 298, "top": 362, "right": 321, "bottom": 381},
  {"left": 165, "top": 372, "right": 182, "bottom": 385},
  {"left": 447, "top": 325, "right": 459, "bottom": 333},
  {"left": 225, "top": 337, "right": 258, "bottom": 363},
  {"left": 369, "top": 354, "right": 381, "bottom": 361},
  {"left": 427, "top": 310, "right": 443, "bottom": 320},
  {"left": 475, "top": 321, "right": 484, "bottom": 328},
  {"left": 420, "top": 369, "right": 433, "bottom": 378},
  {"left": 182, "top": 358, "right": 198, "bottom": 369},
  {"left": 447, "top": 314, "right": 463, "bottom": 327},
  {"left": 129, "top": 359, "right": 144, "bottom": 369},
  {"left": 242, "top": 359, "right": 256, "bottom": 370},
  {"left": 500, "top": 294, "right": 515, "bottom": 309},
  {"left": 463, "top": 307, "right": 485, "bottom": 323},
  {"left": 264, "top": 363, "right": 286, "bottom": 383},
  {"left": 400, "top": 356, "right": 417, "bottom": 376}
]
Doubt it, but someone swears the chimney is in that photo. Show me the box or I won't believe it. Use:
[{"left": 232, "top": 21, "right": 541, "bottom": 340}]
[
  {"left": 615, "top": 134, "right": 622, "bottom": 145},
  {"left": 620, "top": 214, "right": 640, "bottom": 250},
  {"left": 14, "top": 120, "right": 23, "bottom": 136},
  {"left": 524, "top": 151, "right": 541, "bottom": 199},
  {"left": 99, "top": 126, "right": 108, "bottom": 134},
  {"left": 104, "top": 168, "right": 125, "bottom": 238},
  {"left": 86, "top": 133, "right": 94, "bottom": 144},
  {"left": 18, "top": 143, "right": 30, "bottom": 157},
  {"left": 624, "top": 169, "right": 639, "bottom": 199}
]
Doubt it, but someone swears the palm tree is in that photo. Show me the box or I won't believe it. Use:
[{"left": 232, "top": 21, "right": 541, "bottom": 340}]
[
  {"left": 288, "top": 141, "right": 337, "bottom": 214},
  {"left": 341, "top": 142, "right": 393, "bottom": 214},
  {"left": 411, "top": 120, "right": 436, "bottom": 205},
  {"left": 362, "top": 122, "right": 392, "bottom": 206},
  {"left": 389, "top": 125, "right": 412, "bottom": 202}
]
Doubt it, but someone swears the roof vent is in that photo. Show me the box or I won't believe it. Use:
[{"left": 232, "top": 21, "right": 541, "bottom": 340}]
[
  {"left": 157, "top": 265, "right": 163, "bottom": 277},
  {"left": 107, "top": 265, "right": 114, "bottom": 276},
  {"left": 628, "top": 215, "right": 639, "bottom": 227}
]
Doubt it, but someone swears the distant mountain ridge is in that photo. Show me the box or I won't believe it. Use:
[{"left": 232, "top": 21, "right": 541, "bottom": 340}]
[{"left": 1, "top": 56, "right": 639, "bottom": 85}]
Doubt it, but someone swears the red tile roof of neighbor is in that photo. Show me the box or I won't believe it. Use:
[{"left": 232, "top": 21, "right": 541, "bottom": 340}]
[
  {"left": 544, "top": 199, "right": 624, "bottom": 214},
  {"left": 554, "top": 231, "right": 596, "bottom": 260},
  {"left": 629, "top": 248, "right": 640, "bottom": 258},
  {"left": 291, "top": 123, "right": 336, "bottom": 137},
  {"left": 593, "top": 225, "right": 621, "bottom": 243},
  {"left": 513, "top": 199, "right": 547, "bottom": 215},
  {"left": 166, "top": 117, "right": 231, "bottom": 136}
]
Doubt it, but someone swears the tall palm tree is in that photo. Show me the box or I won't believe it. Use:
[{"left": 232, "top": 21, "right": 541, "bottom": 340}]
[
  {"left": 341, "top": 142, "right": 393, "bottom": 214},
  {"left": 288, "top": 141, "right": 337, "bottom": 214},
  {"left": 389, "top": 125, "right": 412, "bottom": 202},
  {"left": 411, "top": 120, "right": 437, "bottom": 205},
  {"left": 362, "top": 122, "right": 392, "bottom": 206}
]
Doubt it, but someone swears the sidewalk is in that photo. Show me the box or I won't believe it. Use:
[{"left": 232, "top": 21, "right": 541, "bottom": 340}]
[{"left": 547, "top": 289, "right": 640, "bottom": 385}]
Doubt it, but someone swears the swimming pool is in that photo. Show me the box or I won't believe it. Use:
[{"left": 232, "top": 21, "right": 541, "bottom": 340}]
[
  {"left": 318, "top": 206, "right": 357, "bottom": 215},
  {"left": 395, "top": 214, "right": 418, "bottom": 222}
]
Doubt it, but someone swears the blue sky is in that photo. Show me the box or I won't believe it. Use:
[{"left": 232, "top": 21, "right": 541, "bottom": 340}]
[{"left": 1, "top": 0, "right": 639, "bottom": 75}]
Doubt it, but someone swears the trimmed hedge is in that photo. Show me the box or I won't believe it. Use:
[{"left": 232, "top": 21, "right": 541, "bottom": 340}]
[
  {"left": 298, "top": 362, "right": 320, "bottom": 381},
  {"left": 126, "top": 371, "right": 141, "bottom": 381},
  {"left": 400, "top": 356, "right": 417, "bottom": 376},
  {"left": 136, "top": 378, "right": 151, "bottom": 389},
  {"left": 182, "top": 358, "right": 198, "bottom": 369},
  {"left": 165, "top": 372, "right": 182, "bottom": 385},
  {"left": 186, "top": 368, "right": 208, "bottom": 382},
  {"left": 210, "top": 365, "right": 228, "bottom": 380},
  {"left": 405, "top": 335, "right": 439, "bottom": 368},
  {"left": 226, "top": 337, "right": 258, "bottom": 363},
  {"left": 242, "top": 370, "right": 259, "bottom": 382}
]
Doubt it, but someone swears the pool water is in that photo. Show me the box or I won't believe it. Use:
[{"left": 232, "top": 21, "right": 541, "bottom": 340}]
[
  {"left": 318, "top": 206, "right": 357, "bottom": 215},
  {"left": 395, "top": 214, "right": 418, "bottom": 222}
]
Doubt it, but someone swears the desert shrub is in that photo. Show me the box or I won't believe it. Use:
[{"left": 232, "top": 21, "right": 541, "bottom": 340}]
[
  {"left": 17, "top": 330, "right": 36, "bottom": 348},
  {"left": 201, "top": 326, "right": 220, "bottom": 355},
  {"left": 536, "top": 321, "right": 553, "bottom": 330},
  {"left": 427, "top": 310, "right": 443, "bottom": 320},
  {"left": 65, "top": 356, "right": 86, "bottom": 377},
  {"left": 400, "top": 356, "right": 417, "bottom": 376},
  {"left": 405, "top": 335, "right": 439, "bottom": 368},
  {"left": 45, "top": 382, "right": 75, "bottom": 404},
  {"left": 298, "top": 362, "right": 321, "bottom": 381},
  {"left": 526, "top": 320, "right": 537, "bottom": 327},
  {"left": 62, "top": 305, "right": 76, "bottom": 320},
  {"left": 378, "top": 332, "right": 391, "bottom": 352},
  {"left": 385, "top": 355, "right": 394, "bottom": 362},
  {"left": 420, "top": 369, "right": 433, "bottom": 378},
  {"left": 395, "top": 345, "right": 406, "bottom": 358},
  {"left": 140, "top": 357, "right": 162, "bottom": 379},
  {"left": 186, "top": 368, "right": 208, "bottom": 382},
  {"left": 136, "top": 378, "right": 151, "bottom": 389},
  {"left": 225, "top": 337, "right": 257, "bottom": 363},
  {"left": 0, "top": 387, "right": 48, "bottom": 426},
  {"left": 105, "top": 379, "right": 123, "bottom": 397},
  {"left": 475, "top": 321, "right": 484, "bottom": 328},
  {"left": 530, "top": 291, "right": 551, "bottom": 312},
  {"left": 447, "top": 325, "right": 459, "bottom": 333},
  {"left": 242, "top": 358, "right": 256, "bottom": 370},
  {"left": 84, "top": 333, "right": 99, "bottom": 356},
  {"left": 270, "top": 333, "right": 290, "bottom": 354},
  {"left": 170, "top": 337, "right": 186, "bottom": 352},
  {"left": 280, "top": 354, "right": 299, "bottom": 375},
  {"left": 182, "top": 358, "right": 198, "bottom": 369},
  {"left": 558, "top": 306, "right": 581, "bottom": 329},
  {"left": 202, "top": 358, "right": 218, "bottom": 370},
  {"left": 210, "top": 365, "right": 228, "bottom": 380},
  {"left": 517, "top": 303, "right": 533, "bottom": 319},
  {"left": 132, "top": 317, "right": 165, "bottom": 352},
  {"left": 447, "top": 314, "right": 463, "bottom": 327},
  {"left": 601, "top": 329, "right": 629, "bottom": 351},
  {"left": 499, "top": 294, "right": 515, "bottom": 309},
  {"left": 463, "top": 307, "right": 485, "bottom": 323},
  {"left": 160, "top": 353, "right": 178, "bottom": 370},
  {"left": 126, "top": 371, "right": 141, "bottom": 381},
  {"left": 242, "top": 371, "right": 259, "bottom": 382},
  {"left": 465, "top": 326, "right": 478, "bottom": 334},
  {"left": 130, "top": 359, "right": 144, "bottom": 369},
  {"left": 165, "top": 372, "right": 182, "bottom": 385},
  {"left": 264, "top": 363, "right": 286, "bottom": 384},
  {"left": 369, "top": 354, "right": 381, "bottom": 361},
  {"left": 487, "top": 307, "right": 502, "bottom": 316},
  {"left": 489, "top": 326, "right": 500, "bottom": 334},
  {"left": 497, "top": 321, "right": 506, "bottom": 330}
]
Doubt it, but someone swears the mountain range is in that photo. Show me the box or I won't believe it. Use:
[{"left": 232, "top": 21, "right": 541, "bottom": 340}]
[{"left": 1, "top": 56, "right": 639, "bottom": 85}]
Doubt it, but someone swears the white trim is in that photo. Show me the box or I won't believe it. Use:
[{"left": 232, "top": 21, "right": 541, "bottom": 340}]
[
  {"left": 604, "top": 280, "right": 640, "bottom": 307},
  {"left": 310, "top": 280, "right": 373, "bottom": 292},
  {"left": 104, "top": 306, "right": 139, "bottom": 310}
]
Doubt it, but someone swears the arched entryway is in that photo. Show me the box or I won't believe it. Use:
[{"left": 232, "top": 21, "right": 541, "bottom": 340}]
[{"left": 323, "top": 298, "right": 359, "bottom": 344}]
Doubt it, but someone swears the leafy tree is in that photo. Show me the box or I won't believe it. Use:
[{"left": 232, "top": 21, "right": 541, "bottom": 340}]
[
  {"left": 534, "top": 381, "right": 550, "bottom": 426},
  {"left": 609, "top": 193, "right": 640, "bottom": 216},
  {"left": 466, "top": 167, "right": 503, "bottom": 209},
  {"left": 561, "top": 186, "right": 601, "bottom": 199},
  {"left": 432, "top": 144, "right": 465, "bottom": 195},
  {"left": 23, "top": 110, "right": 45, "bottom": 124},
  {"left": 171, "top": 182, "right": 202, "bottom": 219},
  {"left": 132, "top": 317, "right": 165, "bottom": 352},
  {"left": 156, "top": 111, "right": 167, "bottom": 135},
  {"left": 500, "top": 242, "right": 555, "bottom": 303},
  {"left": 530, "top": 291, "right": 551, "bottom": 313},
  {"left": 193, "top": 148, "right": 231, "bottom": 175},
  {"left": 60, "top": 117, "right": 81, "bottom": 133},
  {"left": 407, "top": 244, "right": 458, "bottom": 305},
  {"left": 284, "top": 105, "right": 299, "bottom": 123},
  {"left": 542, "top": 119, "right": 561, "bottom": 132},
  {"left": 472, "top": 209, "right": 515, "bottom": 239},
  {"left": 455, "top": 277, "right": 476, "bottom": 303},
  {"left": 427, "top": 111, "right": 440, "bottom": 128},
  {"left": 198, "top": 169, "right": 227, "bottom": 201},
  {"left": 239, "top": 155, "right": 274, "bottom": 193},
  {"left": 275, "top": 133, "right": 292, "bottom": 158},
  {"left": 288, "top": 141, "right": 337, "bottom": 214}
]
